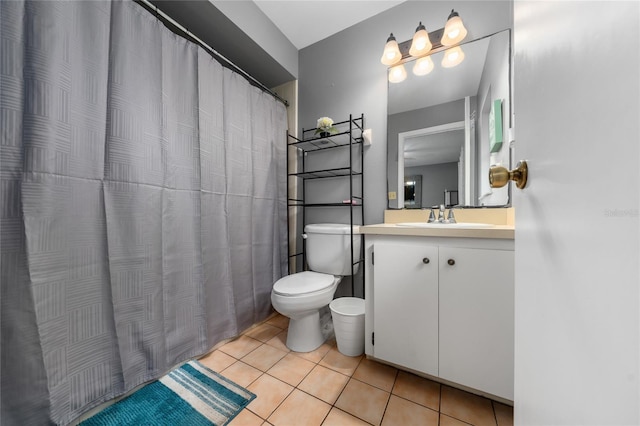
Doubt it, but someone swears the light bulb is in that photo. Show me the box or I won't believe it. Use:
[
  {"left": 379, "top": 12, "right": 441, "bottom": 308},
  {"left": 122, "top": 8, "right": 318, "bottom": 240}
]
[
  {"left": 380, "top": 33, "right": 402, "bottom": 66},
  {"left": 441, "top": 10, "right": 468, "bottom": 46},
  {"left": 441, "top": 46, "right": 465, "bottom": 68},
  {"left": 388, "top": 64, "right": 407, "bottom": 83},
  {"left": 409, "top": 22, "right": 432, "bottom": 57},
  {"left": 413, "top": 56, "right": 434, "bottom": 76}
]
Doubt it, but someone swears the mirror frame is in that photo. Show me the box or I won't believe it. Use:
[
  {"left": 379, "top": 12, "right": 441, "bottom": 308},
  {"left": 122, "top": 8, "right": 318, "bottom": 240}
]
[{"left": 387, "top": 29, "right": 513, "bottom": 210}]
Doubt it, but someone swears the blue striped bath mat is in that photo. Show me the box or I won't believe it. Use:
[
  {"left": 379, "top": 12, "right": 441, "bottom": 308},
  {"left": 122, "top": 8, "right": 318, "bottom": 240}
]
[{"left": 81, "top": 360, "right": 256, "bottom": 426}]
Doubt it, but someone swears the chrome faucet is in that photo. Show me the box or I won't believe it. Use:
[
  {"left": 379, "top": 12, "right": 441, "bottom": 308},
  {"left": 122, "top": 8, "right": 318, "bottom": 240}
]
[{"left": 438, "top": 204, "right": 446, "bottom": 223}]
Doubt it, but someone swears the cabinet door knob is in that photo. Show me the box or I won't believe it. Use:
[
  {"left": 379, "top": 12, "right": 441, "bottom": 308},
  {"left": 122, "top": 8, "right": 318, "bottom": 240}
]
[
  {"left": 422, "top": 257, "right": 430, "bottom": 264},
  {"left": 447, "top": 259, "right": 455, "bottom": 266}
]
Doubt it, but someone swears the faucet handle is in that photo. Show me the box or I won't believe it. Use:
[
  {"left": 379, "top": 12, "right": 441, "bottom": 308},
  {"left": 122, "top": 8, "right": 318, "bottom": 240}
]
[
  {"left": 427, "top": 209, "right": 436, "bottom": 223},
  {"left": 447, "top": 207, "right": 456, "bottom": 223}
]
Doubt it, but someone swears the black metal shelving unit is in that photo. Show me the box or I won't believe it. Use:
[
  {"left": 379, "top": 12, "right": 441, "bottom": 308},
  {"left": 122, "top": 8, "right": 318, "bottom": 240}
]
[{"left": 287, "top": 114, "right": 365, "bottom": 296}]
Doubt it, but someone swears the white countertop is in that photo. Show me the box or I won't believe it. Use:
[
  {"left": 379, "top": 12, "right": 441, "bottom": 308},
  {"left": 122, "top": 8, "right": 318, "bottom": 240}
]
[{"left": 359, "top": 223, "right": 515, "bottom": 240}]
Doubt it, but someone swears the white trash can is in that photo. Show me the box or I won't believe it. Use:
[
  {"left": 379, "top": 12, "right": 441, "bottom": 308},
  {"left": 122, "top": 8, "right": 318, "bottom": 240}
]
[{"left": 329, "top": 297, "right": 365, "bottom": 357}]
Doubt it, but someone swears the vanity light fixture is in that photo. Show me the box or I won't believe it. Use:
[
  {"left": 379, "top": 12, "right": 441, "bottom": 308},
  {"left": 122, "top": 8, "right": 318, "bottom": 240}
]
[
  {"left": 409, "top": 22, "right": 432, "bottom": 57},
  {"left": 413, "top": 56, "right": 435, "bottom": 76},
  {"left": 381, "top": 10, "right": 468, "bottom": 81},
  {"left": 441, "top": 46, "right": 465, "bottom": 68},
  {"left": 380, "top": 33, "right": 402, "bottom": 66},
  {"left": 388, "top": 63, "right": 408, "bottom": 83},
  {"left": 441, "top": 9, "right": 468, "bottom": 46}
]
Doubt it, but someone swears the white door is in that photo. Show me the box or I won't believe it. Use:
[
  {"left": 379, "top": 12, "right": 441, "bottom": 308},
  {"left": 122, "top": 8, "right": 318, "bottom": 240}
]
[{"left": 513, "top": 2, "right": 639, "bottom": 425}]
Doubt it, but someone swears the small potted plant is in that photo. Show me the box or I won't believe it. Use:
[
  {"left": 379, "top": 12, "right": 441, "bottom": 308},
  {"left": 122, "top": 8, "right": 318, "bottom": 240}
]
[{"left": 315, "top": 117, "right": 337, "bottom": 138}]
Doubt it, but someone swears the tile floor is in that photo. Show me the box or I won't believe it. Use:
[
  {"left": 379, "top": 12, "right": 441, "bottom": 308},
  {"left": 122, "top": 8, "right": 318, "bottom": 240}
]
[{"left": 199, "top": 313, "right": 513, "bottom": 426}]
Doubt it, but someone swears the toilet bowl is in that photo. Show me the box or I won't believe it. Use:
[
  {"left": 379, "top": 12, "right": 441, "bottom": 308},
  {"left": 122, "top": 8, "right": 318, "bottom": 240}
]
[
  {"left": 271, "top": 271, "right": 341, "bottom": 352},
  {"left": 271, "top": 223, "right": 361, "bottom": 352}
]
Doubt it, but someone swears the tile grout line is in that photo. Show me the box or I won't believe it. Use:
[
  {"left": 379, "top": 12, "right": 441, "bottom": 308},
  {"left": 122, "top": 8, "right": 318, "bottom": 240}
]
[
  {"left": 438, "top": 382, "right": 443, "bottom": 425},
  {"left": 376, "top": 368, "right": 399, "bottom": 426}
]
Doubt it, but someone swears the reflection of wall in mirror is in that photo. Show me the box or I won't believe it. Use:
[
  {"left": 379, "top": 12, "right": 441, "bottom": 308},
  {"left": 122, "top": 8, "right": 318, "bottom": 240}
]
[
  {"left": 405, "top": 163, "right": 458, "bottom": 208},
  {"left": 477, "top": 31, "right": 511, "bottom": 206}
]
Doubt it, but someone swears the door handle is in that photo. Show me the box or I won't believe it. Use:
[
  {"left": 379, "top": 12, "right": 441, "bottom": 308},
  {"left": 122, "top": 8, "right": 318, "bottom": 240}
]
[
  {"left": 489, "top": 160, "right": 528, "bottom": 189},
  {"left": 422, "top": 257, "right": 430, "bottom": 264}
]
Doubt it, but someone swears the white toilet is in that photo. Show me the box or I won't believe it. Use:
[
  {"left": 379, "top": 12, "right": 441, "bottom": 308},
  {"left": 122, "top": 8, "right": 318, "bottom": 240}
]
[{"left": 271, "top": 223, "right": 361, "bottom": 352}]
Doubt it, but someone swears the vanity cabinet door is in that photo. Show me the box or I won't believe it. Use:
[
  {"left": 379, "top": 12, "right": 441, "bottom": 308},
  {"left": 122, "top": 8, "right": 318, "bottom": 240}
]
[
  {"left": 373, "top": 241, "right": 438, "bottom": 376},
  {"left": 438, "top": 247, "right": 515, "bottom": 400}
]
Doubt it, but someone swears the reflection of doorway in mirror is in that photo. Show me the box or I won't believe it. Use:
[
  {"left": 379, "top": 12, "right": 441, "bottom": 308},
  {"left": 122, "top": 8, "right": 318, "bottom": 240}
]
[
  {"left": 398, "top": 119, "right": 467, "bottom": 209},
  {"left": 403, "top": 175, "right": 422, "bottom": 209}
]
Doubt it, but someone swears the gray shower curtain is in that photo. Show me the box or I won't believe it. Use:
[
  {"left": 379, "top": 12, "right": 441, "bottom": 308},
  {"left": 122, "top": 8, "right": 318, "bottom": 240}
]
[{"left": 0, "top": 1, "right": 288, "bottom": 424}]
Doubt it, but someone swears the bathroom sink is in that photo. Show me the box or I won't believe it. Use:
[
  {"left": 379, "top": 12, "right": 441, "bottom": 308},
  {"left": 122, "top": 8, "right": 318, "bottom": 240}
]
[{"left": 395, "top": 222, "right": 494, "bottom": 229}]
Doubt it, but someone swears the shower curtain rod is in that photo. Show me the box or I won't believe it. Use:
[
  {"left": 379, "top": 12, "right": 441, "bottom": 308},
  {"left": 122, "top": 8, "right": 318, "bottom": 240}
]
[{"left": 135, "top": 0, "right": 289, "bottom": 107}]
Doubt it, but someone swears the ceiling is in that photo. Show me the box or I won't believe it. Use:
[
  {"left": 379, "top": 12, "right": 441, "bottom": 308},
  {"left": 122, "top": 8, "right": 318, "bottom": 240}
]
[
  {"left": 253, "top": 1, "right": 406, "bottom": 49},
  {"left": 404, "top": 128, "right": 465, "bottom": 168}
]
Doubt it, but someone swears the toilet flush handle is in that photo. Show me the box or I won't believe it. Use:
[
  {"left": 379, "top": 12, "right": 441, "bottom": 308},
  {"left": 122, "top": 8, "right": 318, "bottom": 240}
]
[{"left": 302, "top": 234, "right": 308, "bottom": 239}]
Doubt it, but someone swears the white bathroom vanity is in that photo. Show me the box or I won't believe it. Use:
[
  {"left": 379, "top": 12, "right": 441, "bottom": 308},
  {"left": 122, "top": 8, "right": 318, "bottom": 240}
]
[{"left": 361, "top": 223, "right": 514, "bottom": 401}]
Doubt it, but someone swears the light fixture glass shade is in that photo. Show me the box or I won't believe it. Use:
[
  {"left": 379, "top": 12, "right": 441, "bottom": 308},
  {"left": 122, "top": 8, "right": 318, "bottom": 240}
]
[
  {"left": 409, "top": 22, "right": 432, "bottom": 57},
  {"left": 388, "top": 64, "right": 407, "bottom": 83},
  {"left": 441, "top": 46, "right": 465, "bottom": 68},
  {"left": 441, "top": 10, "right": 468, "bottom": 46},
  {"left": 413, "top": 56, "right": 434, "bottom": 76},
  {"left": 381, "top": 33, "right": 402, "bottom": 66}
]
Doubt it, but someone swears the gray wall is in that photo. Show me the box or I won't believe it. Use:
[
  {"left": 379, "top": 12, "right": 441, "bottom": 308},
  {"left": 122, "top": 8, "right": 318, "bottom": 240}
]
[
  {"left": 211, "top": 0, "right": 298, "bottom": 79},
  {"left": 299, "top": 1, "right": 513, "bottom": 224},
  {"left": 405, "top": 162, "right": 459, "bottom": 208}
]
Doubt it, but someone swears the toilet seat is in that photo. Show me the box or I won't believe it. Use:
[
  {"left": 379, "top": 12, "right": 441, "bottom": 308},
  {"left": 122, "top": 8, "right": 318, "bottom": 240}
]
[{"left": 273, "top": 271, "right": 335, "bottom": 296}]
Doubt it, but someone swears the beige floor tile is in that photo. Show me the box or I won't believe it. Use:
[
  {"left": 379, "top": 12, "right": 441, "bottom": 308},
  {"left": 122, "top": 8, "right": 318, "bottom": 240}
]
[
  {"left": 318, "top": 347, "right": 362, "bottom": 376},
  {"left": 294, "top": 342, "right": 332, "bottom": 363},
  {"left": 245, "top": 323, "right": 283, "bottom": 343},
  {"left": 265, "top": 330, "right": 290, "bottom": 353},
  {"left": 335, "top": 378, "right": 390, "bottom": 426},
  {"left": 242, "top": 343, "right": 287, "bottom": 372},
  {"left": 219, "top": 335, "right": 263, "bottom": 359},
  {"left": 265, "top": 314, "right": 289, "bottom": 330},
  {"left": 321, "top": 408, "right": 371, "bottom": 426},
  {"left": 352, "top": 358, "right": 398, "bottom": 392},
  {"left": 198, "top": 350, "right": 236, "bottom": 372},
  {"left": 261, "top": 422, "right": 273, "bottom": 426},
  {"left": 246, "top": 374, "right": 294, "bottom": 419},
  {"left": 230, "top": 408, "right": 263, "bottom": 426},
  {"left": 441, "top": 386, "right": 496, "bottom": 426},
  {"left": 381, "top": 395, "right": 439, "bottom": 426},
  {"left": 439, "top": 413, "right": 471, "bottom": 426},
  {"left": 267, "top": 353, "right": 315, "bottom": 387},
  {"left": 268, "top": 389, "right": 331, "bottom": 426},
  {"left": 298, "top": 365, "right": 349, "bottom": 405},
  {"left": 392, "top": 370, "right": 440, "bottom": 411},
  {"left": 220, "top": 361, "right": 263, "bottom": 388},
  {"left": 494, "top": 402, "right": 514, "bottom": 426}
]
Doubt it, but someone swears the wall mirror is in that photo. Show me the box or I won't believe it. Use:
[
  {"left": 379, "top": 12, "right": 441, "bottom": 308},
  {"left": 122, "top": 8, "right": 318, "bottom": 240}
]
[{"left": 387, "top": 29, "right": 512, "bottom": 209}]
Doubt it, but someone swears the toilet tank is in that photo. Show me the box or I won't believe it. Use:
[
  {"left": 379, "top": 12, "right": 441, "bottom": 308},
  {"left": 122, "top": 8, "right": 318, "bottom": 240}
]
[{"left": 304, "top": 223, "right": 361, "bottom": 276}]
